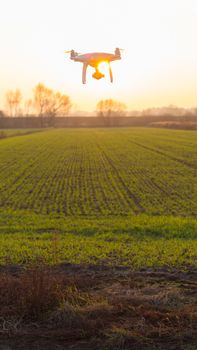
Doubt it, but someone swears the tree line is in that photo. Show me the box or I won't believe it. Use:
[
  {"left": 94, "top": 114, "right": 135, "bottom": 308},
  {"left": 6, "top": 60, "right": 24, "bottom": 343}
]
[
  {"left": 0, "top": 84, "right": 127, "bottom": 118},
  {"left": 2, "top": 85, "right": 196, "bottom": 119},
  {"left": 4, "top": 84, "right": 72, "bottom": 118}
]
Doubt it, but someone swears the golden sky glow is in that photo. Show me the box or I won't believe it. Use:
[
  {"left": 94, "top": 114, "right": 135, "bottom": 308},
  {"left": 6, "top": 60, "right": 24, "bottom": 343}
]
[{"left": 0, "top": 0, "right": 197, "bottom": 112}]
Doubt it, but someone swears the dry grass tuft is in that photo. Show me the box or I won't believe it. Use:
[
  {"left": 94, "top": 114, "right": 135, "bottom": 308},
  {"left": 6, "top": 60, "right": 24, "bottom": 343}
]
[{"left": 0, "top": 265, "right": 196, "bottom": 349}]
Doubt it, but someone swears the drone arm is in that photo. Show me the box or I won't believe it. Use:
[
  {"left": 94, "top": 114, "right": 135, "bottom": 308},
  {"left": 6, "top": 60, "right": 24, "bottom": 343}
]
[
  {"left": 82, "top": 63, "right": 88, "bottom": 84},
  {"left": 109, "top": 63, "right": 113, "bottom": 83}
]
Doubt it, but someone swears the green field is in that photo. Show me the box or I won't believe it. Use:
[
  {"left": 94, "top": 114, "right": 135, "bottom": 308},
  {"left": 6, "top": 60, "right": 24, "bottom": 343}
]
[
  {"left": 0, "top": 128, "right": 42, "bottom": 139},
  {"left": 0, "top": 128, "right": 196, "bottom": 267}
]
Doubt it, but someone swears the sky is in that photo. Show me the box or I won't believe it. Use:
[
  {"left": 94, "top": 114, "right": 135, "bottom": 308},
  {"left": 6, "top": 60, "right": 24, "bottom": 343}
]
[{"left": 0, "top": 0, "right": 197, "bottom": 112}]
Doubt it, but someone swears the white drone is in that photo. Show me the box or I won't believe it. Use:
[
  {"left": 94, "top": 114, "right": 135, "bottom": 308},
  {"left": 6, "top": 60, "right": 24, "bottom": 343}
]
[{"left": 65, "top": 48, "right": 122, "bottom": 84}]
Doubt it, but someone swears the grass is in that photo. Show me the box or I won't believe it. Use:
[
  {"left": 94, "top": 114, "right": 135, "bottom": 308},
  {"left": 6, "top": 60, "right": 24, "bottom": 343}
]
[
  {"left": 0, "top": 264, "right": 196, "bottom": 349},
  {"left": 0, "top": 210, "right": 196, "bottom": 268},
  {"left": 0, "top": 127, "right": 196, "bottom": 268},
  {"left": 0, "top": 127, "right": 196, "bottom": 348},
  {"left": 0, "top": 128, "right": 43, "bottom": 139},
  {"left": 0, "top": 128, "right": 196, "bottom": 216}
]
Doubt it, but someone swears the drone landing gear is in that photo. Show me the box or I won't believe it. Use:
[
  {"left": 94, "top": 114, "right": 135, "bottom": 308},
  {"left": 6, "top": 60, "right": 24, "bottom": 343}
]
[
  {"left": 109, "top": 63, "right": 113, "bottom": 83},
  {"left": 82, "top": 64, "right": 113, "bottom": 83},
  {"left": 82, "top": 63, "right": 88, "bottom": 84}
]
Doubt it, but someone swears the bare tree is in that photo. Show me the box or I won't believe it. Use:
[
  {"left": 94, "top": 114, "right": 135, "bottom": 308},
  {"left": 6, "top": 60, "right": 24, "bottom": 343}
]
[
  {"left": 0, "top": 110, "right": 5, "bottom": 118},
  {"left": 33, "top": 83, "right": 72, "bottom": 117},
  {"left": 33, "top": 83, "right": 52, "bottom": 117},
  {"left": 24, "top": 99, "right": 33, "bottom": 116},
  {"left": 6, "top": 90, "right": 14, "bottom": 116},
  {"left": 6, "top": 89, "right": 22, "bottom": 117},
  {"left": 97, "top": 99, "right": 127, "bottom": 117},
  {"left": 46, "top": 92, "right": 72, "bottom": 117}
]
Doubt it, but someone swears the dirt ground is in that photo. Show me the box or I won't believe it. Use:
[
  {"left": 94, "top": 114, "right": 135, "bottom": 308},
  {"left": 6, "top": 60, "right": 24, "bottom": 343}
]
[{"left": 0, "top": 264, "right": 196, "bottom": 350}]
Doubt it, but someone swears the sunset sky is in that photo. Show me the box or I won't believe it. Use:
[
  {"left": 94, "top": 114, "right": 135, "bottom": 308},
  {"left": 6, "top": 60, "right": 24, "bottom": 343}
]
[{"left": 0, "top": 0, "right": 197, "bottom": 112}]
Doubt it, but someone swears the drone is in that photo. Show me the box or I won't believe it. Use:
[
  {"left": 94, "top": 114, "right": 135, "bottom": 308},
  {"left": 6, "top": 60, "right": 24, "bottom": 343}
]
[{"left": 65, "top": 48, "right": 122, "bottom": 84}]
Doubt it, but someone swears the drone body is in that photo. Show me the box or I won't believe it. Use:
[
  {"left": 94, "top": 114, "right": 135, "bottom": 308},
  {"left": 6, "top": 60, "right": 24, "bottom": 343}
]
[{"left": 65, "top": 48, "right": 122, "bottom": 84}]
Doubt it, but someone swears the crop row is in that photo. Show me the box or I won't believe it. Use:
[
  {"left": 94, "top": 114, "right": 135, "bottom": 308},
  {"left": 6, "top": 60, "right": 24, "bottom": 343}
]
[{"left": 0, "top": 128, "right": 196, "bottom": 216}]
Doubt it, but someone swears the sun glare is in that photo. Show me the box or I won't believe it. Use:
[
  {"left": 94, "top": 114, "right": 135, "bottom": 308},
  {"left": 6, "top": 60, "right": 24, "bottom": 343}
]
[
  {"left": 0, "top": 0, "right": 197, "bottom": 111},
  {"left": 98, "top": 61, "right": 109, "bottom": 74}
]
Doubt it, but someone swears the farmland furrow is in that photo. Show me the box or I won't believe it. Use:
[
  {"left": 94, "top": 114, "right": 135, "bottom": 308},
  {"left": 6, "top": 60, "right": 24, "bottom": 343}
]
[
  {"left": 129, "top": 139, "right": 196, "bottom": 169},
  {"left": 96, "top": 143, "right": 144, "bottom": 214},
  {"left": 93, "top": 129, "right": 196, "bottom": 215},
  {"left": 0, "top": 128, "right": 196, "bottom": 216}
]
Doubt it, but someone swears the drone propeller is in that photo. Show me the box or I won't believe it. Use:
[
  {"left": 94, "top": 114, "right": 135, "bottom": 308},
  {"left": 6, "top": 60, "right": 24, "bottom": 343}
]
[
  {"left": 115, "top": 47, "right": 124, "bottom": 56},
  {"left": 64, "top": 50, "right": 81, "bottom": 55}
]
